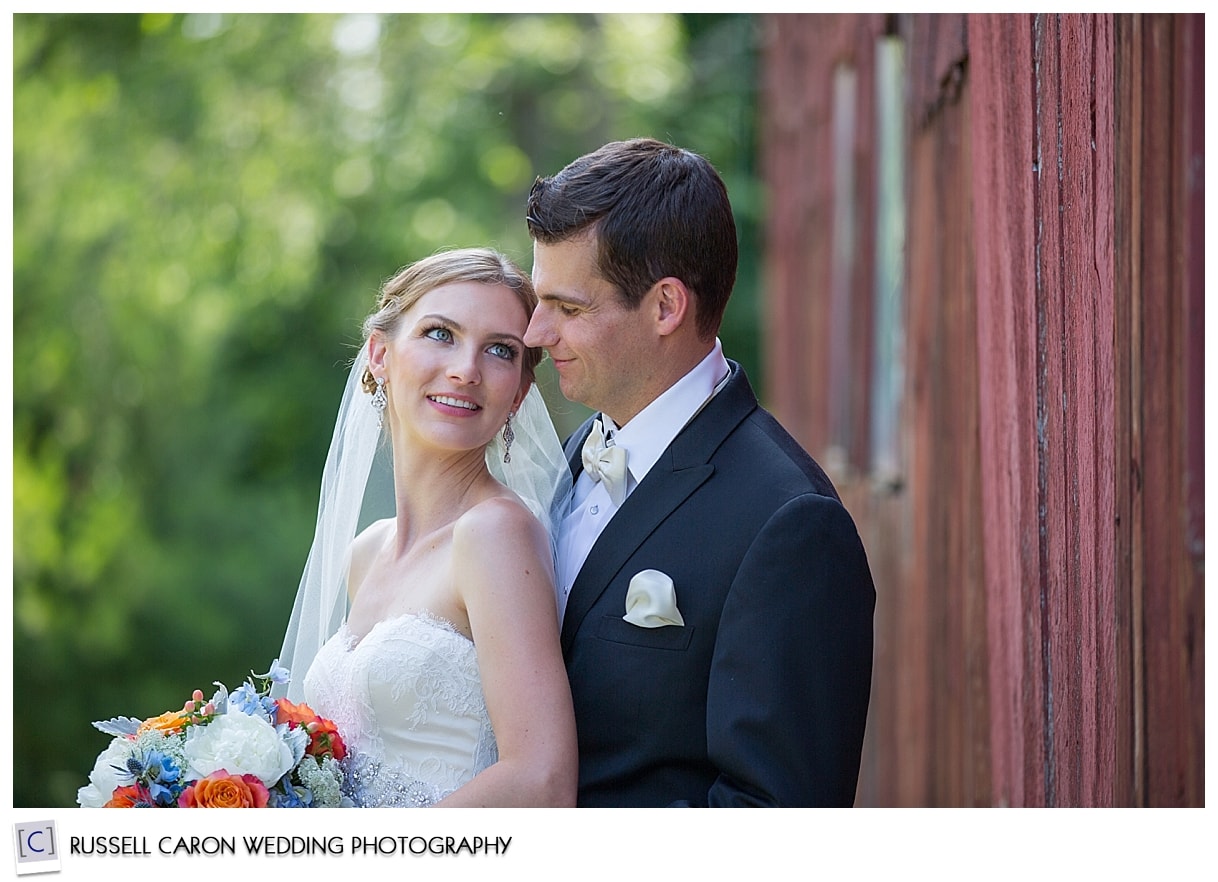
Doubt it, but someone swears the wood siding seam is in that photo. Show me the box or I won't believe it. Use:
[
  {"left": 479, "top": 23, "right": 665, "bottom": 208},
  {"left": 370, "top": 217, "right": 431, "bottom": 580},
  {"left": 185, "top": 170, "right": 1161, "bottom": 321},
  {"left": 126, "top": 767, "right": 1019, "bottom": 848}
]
[{"left": 1031, "top": 12, "right": 1057, "bottom": 807}]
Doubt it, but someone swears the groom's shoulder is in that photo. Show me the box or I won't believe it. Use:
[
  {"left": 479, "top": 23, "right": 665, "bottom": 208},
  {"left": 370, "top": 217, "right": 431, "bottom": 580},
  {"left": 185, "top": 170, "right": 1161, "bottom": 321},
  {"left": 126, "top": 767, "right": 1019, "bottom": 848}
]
[{"left": 727, "top": 400, "right": 841, "bottom": 503}]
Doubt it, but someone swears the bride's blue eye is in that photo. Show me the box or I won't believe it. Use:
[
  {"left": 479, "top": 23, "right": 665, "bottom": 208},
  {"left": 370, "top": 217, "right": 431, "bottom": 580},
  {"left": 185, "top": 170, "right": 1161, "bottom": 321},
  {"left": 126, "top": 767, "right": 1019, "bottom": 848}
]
[
  {"left": 424, "top": 326, "right": 453, "bottom": 343},
  {"left": 488, "top": 342, "right": 518, "bottom": 361}
]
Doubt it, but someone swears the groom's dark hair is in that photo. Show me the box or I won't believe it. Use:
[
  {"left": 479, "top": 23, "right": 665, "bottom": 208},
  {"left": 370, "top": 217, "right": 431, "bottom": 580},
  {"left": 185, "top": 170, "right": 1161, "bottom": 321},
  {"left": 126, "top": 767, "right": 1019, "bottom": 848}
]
[{"left": 526, "top": 138, "right": 737, "bottom": 340}]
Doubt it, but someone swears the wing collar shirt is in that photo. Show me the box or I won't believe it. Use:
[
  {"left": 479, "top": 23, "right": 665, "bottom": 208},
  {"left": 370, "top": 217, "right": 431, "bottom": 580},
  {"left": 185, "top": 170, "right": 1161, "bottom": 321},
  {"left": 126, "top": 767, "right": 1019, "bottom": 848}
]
[{"left": 556, "top": 339, "right": 731, "bottom": 620}]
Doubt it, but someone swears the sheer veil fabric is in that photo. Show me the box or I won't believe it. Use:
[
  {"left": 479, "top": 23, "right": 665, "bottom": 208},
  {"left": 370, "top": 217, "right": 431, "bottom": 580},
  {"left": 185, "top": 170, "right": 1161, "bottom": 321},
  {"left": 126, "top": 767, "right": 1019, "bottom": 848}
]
[{"left": 277, "top": 347, "right": 571, "bottom": 702}]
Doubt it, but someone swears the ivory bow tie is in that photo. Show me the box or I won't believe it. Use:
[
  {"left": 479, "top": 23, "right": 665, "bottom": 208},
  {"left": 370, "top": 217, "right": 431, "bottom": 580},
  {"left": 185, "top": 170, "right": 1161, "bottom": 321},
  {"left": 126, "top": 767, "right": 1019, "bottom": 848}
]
[{"left": 581, "top": 418, "right": 628, "bottom": 506}]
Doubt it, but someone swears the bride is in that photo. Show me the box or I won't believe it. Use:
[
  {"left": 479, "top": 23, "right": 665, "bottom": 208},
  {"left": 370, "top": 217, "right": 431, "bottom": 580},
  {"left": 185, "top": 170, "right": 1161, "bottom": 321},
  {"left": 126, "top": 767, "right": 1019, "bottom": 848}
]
[{"left": 279, "top": 248, "right": 577, "bottom": 807}]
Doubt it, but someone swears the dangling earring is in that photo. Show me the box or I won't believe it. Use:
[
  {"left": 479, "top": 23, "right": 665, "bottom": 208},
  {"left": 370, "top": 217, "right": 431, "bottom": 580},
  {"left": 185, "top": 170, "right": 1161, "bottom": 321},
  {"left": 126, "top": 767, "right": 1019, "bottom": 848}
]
[
  {"left": 371, "top": 376, "right": 387, "bottom": 429},
  {"left": 502, "top": 412, "right": 515, "bottom": 463}
]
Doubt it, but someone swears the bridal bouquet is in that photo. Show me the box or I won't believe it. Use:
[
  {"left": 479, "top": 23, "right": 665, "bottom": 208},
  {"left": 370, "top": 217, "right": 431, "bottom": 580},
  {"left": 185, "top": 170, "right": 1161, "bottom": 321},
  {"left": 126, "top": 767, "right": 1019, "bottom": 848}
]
[{"left": 77, "top": 660, "right": 351, "bottom": 808}]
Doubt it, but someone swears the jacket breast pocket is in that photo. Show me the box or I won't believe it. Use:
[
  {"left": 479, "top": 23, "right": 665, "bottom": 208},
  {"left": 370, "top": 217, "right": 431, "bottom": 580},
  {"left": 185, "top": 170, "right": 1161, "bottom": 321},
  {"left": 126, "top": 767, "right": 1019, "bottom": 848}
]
[{"left": 594, "top": 614, "right": 695, "bottom": 651}]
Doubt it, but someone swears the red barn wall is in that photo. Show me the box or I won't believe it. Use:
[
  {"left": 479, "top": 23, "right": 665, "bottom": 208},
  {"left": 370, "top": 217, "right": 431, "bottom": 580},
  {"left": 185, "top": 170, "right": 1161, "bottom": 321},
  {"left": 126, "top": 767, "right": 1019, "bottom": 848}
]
[{"left": 759, "top": 13, "right": 1203, "bottom": 806}]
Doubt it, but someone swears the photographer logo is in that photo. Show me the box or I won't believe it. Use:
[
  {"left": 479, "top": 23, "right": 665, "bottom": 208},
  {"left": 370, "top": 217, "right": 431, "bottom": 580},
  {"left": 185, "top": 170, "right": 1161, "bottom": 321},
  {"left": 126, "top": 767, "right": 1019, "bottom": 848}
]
[{"left": 12, "top": 820, "right": 60, "bottom": 876}]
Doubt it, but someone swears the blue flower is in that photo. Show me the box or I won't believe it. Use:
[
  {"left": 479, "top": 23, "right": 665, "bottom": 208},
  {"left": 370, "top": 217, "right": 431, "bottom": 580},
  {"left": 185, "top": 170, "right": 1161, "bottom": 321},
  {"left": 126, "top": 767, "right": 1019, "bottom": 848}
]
[
  {"left": 267, "top": 782, "right": 313, "bottom": 808},
  {"left": 143, "top": 751, "right": 180, "bottom": 783},
  {"left": 253, "top": 659, "right": 291, "bottom": 686},
  {"left": 140, "top": 750, "right": 183, "bottom": 806},
  {"left": 116, "top": 756, "right": 143, "bottom": 783},
  {"left": 229, "top": 682, "right": 277, "bottom": 721},
  {"left": 115, "top": 749, "right": 182, "bottom": 806}
]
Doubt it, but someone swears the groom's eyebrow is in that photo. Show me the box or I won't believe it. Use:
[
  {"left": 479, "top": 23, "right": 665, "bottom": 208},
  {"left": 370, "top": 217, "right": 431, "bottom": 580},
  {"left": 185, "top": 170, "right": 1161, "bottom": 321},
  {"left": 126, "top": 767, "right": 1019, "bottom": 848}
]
[{"left": 538, "top": 291, "right": 590, "bottom": 308}]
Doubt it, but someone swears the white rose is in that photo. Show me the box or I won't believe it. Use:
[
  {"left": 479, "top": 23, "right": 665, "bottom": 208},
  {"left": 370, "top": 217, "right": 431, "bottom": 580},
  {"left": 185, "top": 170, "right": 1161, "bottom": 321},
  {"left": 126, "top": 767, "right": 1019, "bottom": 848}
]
[
  {"left": 77, "top": 736, "right": 137, "bottom": 808},
  {"left": 183, "top": 712, "right": 295, "bottom": 787}
]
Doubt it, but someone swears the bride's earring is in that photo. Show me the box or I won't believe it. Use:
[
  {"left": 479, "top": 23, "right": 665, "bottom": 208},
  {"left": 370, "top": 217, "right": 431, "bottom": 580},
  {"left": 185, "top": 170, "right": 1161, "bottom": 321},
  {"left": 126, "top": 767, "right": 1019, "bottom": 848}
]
[
  {"left": 371, "top": 376, "right": 388, "bottom": 429},
  {"left": 502, "top": 412, "right": 515, "bottom": 463}
]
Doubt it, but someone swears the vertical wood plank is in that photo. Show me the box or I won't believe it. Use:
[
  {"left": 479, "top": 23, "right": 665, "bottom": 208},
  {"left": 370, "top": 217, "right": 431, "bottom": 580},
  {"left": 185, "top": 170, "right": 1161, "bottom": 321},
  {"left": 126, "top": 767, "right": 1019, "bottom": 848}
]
[
  {"left": 1137, "top": 13, "right": 1180, "bottom": 805},
  {"left": 969, "top": 12, "right": 1043, "bottom": 807},
  {"left": 1178, "top": 13, "right": 1205, "bottom": 808},
  {"left": 1089, "top": 14, "right": 1120, "bottom": 808},
  {"left": 1111, "top": 12, "right": 1143, "bottom": 808},
  {"left": 902, "top": 12, "right": 984, "bottom": 806},
  {"left": 902, "top": 112, "right": 937, "bottom": 804},
  {"left": 956, "top": 91, "right": 993, "bottom": 807},
  {"left": 1030, "top": 13, "right": 1071, "bottom": 807},
  {"left": 1138, "top": 13, "right": 1206, "bottom": 807},
  {"left": 849, "top": 34, "right": 878, "bottom": 473},
  {"left": 1051, "top": 14, "right": 1120, "bottom": 806}
]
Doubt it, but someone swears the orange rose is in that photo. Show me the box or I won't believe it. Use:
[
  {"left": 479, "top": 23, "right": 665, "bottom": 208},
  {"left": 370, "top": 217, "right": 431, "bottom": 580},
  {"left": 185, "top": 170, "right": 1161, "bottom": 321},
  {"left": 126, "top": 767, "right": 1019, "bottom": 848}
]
[
  {"left": 137, "top": 709, "right": 192, "bottom": 736},
  {"left": 177, "top": 770, "right": 269, "bottom": 808},
  {"left": 275, "top": 699, "right": 346, "bottom": 760},
  {"left": 274, "top": 698, "right": 315, "bottom": 727}
]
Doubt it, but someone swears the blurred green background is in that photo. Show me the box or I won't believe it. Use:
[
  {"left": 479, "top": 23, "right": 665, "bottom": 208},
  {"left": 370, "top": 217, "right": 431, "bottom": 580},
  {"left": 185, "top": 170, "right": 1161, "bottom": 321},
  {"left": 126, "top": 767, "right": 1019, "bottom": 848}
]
[{"left": 11, "top": 12, "right": 763, "bottom": 807}]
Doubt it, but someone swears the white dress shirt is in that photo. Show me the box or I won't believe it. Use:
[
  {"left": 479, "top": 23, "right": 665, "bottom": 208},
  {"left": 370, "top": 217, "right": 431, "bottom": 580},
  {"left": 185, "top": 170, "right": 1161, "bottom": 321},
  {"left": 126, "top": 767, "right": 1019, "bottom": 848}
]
[{"left": 556, "top": 339, "right": 731, "bottom": 620}]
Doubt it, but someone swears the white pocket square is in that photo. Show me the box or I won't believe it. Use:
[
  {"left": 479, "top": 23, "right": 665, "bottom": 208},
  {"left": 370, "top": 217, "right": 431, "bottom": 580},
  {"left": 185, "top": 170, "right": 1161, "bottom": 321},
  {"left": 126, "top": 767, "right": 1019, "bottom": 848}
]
[{"left": 623, "top": 569, "right": 685, "bottom": 628}]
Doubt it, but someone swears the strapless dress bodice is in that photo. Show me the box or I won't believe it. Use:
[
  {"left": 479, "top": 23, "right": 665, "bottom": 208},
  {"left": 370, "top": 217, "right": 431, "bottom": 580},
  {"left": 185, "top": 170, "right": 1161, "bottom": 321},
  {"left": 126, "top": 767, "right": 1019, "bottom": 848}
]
[{"left": 303, "top": 611, "right": 497, "bottom": 807}]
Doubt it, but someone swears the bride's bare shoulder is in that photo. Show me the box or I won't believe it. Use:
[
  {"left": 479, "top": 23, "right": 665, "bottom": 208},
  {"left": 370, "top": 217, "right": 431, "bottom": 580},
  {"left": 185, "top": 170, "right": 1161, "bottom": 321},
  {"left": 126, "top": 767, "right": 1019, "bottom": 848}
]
[
  {"left": 452, "top": 495, "right": 553, "bottom": 611},
  {"left": 352, "top": 517, "right": 394, "bottom": 556},
  {"left": 348, "top": 518, "right": 393, "bottom": 598},
  {"left": 454, "top": 494, "right": 547, "bottom": 552}
]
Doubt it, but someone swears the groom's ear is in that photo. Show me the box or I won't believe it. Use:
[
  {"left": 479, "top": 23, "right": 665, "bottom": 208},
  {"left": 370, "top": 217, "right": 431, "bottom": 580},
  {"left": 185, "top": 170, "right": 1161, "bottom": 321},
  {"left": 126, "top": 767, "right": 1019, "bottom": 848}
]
[{"left": 650, "top": 277, "right": 691, "bottom": 338}]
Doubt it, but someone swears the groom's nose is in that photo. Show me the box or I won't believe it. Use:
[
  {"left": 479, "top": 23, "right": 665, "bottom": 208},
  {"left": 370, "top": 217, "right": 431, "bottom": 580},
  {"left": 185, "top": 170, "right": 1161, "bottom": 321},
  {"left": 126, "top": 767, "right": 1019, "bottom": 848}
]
[{"left": 524, "top": 303, "right": 556, "bottom": 349}]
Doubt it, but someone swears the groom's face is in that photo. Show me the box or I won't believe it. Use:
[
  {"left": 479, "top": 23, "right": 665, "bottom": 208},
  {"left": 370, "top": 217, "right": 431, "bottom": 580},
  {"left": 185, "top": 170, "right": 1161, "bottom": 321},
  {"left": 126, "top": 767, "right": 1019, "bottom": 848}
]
[{"left": 526, "top": 233, "right": 655, "bottom": 425}]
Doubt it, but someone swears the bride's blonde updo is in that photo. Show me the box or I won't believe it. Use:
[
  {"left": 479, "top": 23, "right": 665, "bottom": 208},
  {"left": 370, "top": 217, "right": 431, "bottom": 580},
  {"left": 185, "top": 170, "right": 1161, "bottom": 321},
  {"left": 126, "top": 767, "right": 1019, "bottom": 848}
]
[{"left": 359, "top": 247, "right": 541, "bottom": 395}]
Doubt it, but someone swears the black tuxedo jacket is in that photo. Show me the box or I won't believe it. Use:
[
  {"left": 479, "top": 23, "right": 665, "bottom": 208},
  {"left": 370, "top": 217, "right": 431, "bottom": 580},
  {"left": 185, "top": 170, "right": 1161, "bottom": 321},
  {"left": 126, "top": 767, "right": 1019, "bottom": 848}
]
[{"left": 560, "top": 361, "right": 875, "bottom": 807}]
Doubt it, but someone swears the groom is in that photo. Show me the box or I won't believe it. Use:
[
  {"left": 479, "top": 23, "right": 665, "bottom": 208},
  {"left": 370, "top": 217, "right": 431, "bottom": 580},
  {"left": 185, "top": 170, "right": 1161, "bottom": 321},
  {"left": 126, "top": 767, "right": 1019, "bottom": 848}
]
[{"left": 523, "top": 138, "right": 875, "bottom": 807}]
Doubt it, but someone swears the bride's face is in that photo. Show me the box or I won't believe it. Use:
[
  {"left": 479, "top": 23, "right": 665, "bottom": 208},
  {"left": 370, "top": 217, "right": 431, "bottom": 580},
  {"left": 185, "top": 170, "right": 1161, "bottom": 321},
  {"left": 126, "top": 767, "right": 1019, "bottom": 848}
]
[{"left": 369, "top": 281, "right": 531, "bottom": 454}]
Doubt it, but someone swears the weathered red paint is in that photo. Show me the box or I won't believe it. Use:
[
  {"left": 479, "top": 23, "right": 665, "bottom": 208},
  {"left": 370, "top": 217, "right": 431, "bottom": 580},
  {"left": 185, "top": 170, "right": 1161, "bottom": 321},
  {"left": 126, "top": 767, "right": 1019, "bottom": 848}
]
[{"left": 760, "top": 13, "right": 1203, "bottom": 806}]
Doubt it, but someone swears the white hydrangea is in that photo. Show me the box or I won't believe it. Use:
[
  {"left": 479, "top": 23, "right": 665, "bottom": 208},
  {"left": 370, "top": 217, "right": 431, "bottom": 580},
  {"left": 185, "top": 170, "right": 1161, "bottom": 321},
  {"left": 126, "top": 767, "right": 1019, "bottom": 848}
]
[
  {"left": 77, "top": 736, "right": 137, "bottom": 807},
  {"left": 183, "top": 711, "right": 295, "bottom": 788},
  {"left": 134, "top": 729, "right": 187, "bottom": 772},
  {"left": 299, "top": 755, "right": 348, "bottom": 808}
]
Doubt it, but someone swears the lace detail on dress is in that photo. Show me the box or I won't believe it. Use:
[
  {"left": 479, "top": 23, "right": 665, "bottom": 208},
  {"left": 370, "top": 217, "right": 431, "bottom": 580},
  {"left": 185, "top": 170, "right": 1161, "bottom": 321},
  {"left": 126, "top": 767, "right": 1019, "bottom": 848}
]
[
  {"left": 303, "top": 611, "right": 498, "bottom": 807},
  {"left": 344, "top": 752, "right": 444, "bottom": 808}
]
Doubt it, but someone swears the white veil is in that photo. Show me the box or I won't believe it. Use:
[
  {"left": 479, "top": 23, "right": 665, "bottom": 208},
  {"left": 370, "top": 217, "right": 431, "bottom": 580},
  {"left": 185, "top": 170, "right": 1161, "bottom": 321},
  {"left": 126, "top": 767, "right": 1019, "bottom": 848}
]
[{"left": 276, "top": 347, "right": 571, "bottom": 701}]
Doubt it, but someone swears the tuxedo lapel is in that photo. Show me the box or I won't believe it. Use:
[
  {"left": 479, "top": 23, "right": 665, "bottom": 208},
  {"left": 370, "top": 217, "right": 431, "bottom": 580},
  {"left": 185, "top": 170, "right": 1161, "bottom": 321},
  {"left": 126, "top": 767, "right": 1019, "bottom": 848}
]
[{"left": 559, "top": 362, "right": 757, "bottom": 649}]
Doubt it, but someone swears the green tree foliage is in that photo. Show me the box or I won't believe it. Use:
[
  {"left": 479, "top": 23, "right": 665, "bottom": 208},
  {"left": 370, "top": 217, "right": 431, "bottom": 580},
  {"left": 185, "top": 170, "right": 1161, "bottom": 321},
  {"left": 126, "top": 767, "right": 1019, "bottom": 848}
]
[{"left": 12, "top": 12, "right": 760, "bottom": 806}]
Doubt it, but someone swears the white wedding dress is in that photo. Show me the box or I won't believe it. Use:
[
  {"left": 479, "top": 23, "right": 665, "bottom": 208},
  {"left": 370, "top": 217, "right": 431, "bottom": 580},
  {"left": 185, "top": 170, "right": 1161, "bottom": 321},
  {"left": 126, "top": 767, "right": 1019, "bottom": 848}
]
[{"left": 303, "top": 610, "right": 498, "bottom": 807}]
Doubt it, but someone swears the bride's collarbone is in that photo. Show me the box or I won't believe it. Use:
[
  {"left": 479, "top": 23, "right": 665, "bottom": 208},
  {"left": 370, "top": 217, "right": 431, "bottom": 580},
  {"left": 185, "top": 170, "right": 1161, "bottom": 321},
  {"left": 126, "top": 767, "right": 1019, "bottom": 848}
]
[
  {"left": 354, "top": 519, "right": 452, "bottom": 594},
  {"left": 346, "top": 542, "right": 468, "bottom": 641}
]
